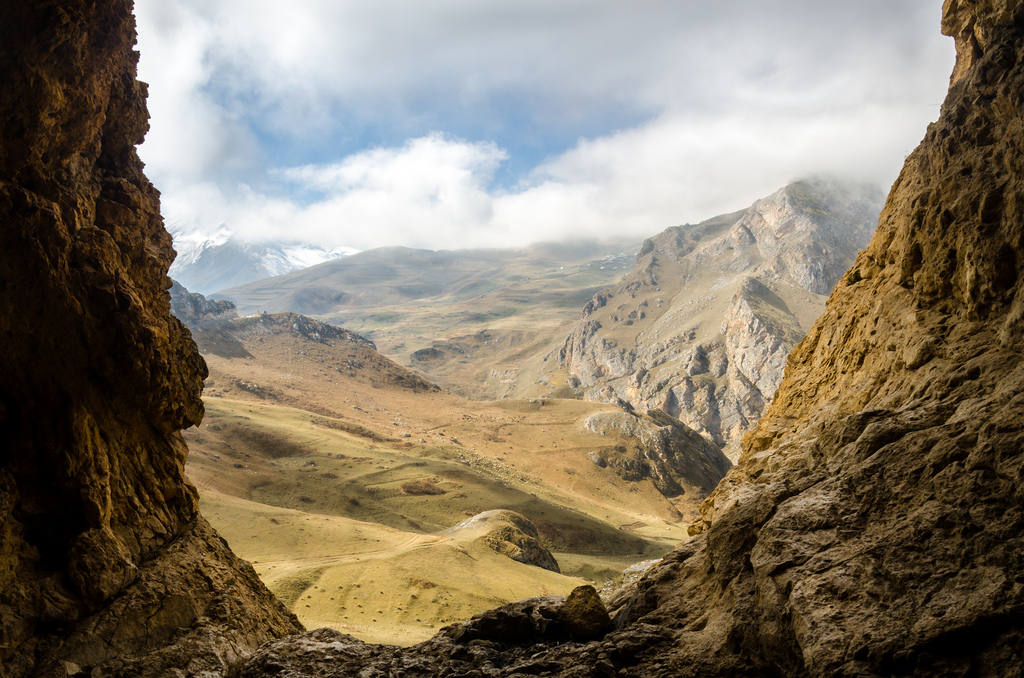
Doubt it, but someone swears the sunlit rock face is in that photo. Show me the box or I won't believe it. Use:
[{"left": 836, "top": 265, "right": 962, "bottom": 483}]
[
  {"left": 240, "top": 1, "right": 1024, "bottom": 674},
  {"left": 558, "top": 177, "right": 884, "bottom": 460},
  {"left": 0, "top": 1, "right": 300, "bottom": 675}
]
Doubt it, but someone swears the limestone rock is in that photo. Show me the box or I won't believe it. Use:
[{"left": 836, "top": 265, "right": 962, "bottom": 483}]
[
  {"left": 0, "top": 1, "right": 300, "bottom": 674},
  {"left": 558, "top": 178, "right": 883, "bottom": 459},
  {"left": 448, "top": 509, "right": 561, "bottom": 573}
]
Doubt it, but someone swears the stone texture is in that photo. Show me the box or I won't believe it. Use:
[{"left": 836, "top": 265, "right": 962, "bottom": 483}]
[
  {"left": 0, "top": 1, "right": 300, "bottom": 675},
  {"left": 238, "top": 1, "right": 1024, "bottom": 675},
  {"left": 583, "top": 409, "right": 732, "bottom": 497},
  {"left": 449, "top": 510, "right": 562, "bottom": 573},
  {"left": 169, "top": 279, "right": 238, "bottom": 328},
  {"left": 558, "top": 178, "right": 883, "bottom": 459}
]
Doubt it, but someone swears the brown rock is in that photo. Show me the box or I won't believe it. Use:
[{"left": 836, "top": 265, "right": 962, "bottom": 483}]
[{"left": 558, "top": 585, "right": 613, "bottom": 640}]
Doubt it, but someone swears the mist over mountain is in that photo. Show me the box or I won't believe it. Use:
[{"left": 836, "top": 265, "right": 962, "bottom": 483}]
[{"left": 169, "top": 227, "right": 355, "bottom": 294}]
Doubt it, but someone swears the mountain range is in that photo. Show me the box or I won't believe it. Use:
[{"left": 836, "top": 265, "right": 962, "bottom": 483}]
[
  {"left": 213, "top": 177, "right": 884, "bottom": 461},
  {"left": 557, "top": 177, "right": 884, "bottom": 458},
  {"left": 169, "top": 227, "right": 355, "bottom": 293}
]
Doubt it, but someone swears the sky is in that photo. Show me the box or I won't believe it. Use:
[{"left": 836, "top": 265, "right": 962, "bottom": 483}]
[{"left": 134, "top": 1, "right": 955, "bottom": 252}]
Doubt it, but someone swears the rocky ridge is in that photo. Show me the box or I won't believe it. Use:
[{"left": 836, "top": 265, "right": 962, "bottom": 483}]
[
  {"left": 583, "top": 409, "right": 732, "bottom": 498},
  {"left": 195, "top": 311, "right": 441, "bottom": 394},
  {"left": 170, "top": 279, "right": 238, "bottom": 327},
  {"left": 237, "top": 1, "right": 1024, "bottom": 674},
  {"left": 559, "top": 177, "right": 883, "bottom": 459},
  {"left": 0, "top": 2, "right": 300, "bottom": 675}
]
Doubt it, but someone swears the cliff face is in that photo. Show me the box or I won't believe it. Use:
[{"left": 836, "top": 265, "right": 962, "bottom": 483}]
[
  {"left": 241, "top": 1, "right": 1024, "bottom": 674},
  {"left": 0, "top": 2, "right": 300, "bottom": 675},
  {"left": 558, "top": 178, "right": 883, "bottom": 459},
  {"left": 169, "top": 279, "right": 238, "bottom": 328}
]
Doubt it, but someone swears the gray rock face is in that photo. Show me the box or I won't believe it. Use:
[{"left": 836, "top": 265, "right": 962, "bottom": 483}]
[
  {"left": 583, "top": 410, "right": 731, "bottom": 497},
  {"left": 559, "top": 178, "right": 883, "bottom": 459},
  {"left": 169, "top": 279, "right": 238, "bottom": 328}
]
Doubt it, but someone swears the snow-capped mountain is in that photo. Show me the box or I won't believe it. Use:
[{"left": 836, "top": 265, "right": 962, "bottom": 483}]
[{"left": 169, "top": 228, "right": 356, "bottom": 294}]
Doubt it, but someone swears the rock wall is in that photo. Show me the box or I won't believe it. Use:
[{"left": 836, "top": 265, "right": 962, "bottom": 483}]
[
  {"left": 583, "top": 410, "right": 732, "bottom": 498},
  {"left": 239, "top": 1, "right": 1024, "bottom": 674},
  {"left": 0, "top": 2, "right": 300, "bottom": 675}
]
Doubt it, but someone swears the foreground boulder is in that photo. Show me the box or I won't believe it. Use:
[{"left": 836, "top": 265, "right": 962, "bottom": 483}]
[{"left": 0, "top": 1, "right": 300, "bottom": 675}]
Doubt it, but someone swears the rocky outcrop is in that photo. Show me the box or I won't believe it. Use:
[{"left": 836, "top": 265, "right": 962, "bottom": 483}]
[
  {"left": 0, "top": 2, "right": 300, "bottom": 675},
  {"left": 583, "top": 409, "right": 731, "bottom": 497},
  {"left": 169, "top": 279, "right": 238, "bottom": 327},
  {"left": 238, "top": 1, "right": 1024, "bottom": 674},
  {"left": 559, "top": 178, "right": 883, "bottom": 459},
  {"left": 241, "top": 586, "right": 612, "bottom": 677},
  {"left": 448, "top": 510, "right": 561, "bottom": 573}
]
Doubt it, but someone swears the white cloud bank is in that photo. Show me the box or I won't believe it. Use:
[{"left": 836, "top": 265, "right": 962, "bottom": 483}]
[{"left": 135, "top": 1, "right": 954, "bottom": 251}]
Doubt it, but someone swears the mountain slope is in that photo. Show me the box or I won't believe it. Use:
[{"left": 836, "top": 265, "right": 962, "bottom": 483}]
[
  {"left": 182, "top": 309, "right": 731, "bottom": 642},
  {"left": 558, "top": 177, "right": 884, "bottom": 457},
  {"left": 170, "top": 279, "right": 238, "bottom": 327}
]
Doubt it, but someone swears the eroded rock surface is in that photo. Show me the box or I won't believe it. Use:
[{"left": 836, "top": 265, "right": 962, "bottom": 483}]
[
  {"left": 448, "top": 510, "right": 562, "bottom": 573},
  {"left": 239, "top": 1, "right": 1024, "bottom": 675},
  {"left": 583, "top": 409, "right": 731, "bottom": 497},
  {"left": 169, "top": 279, "right": 239, "bottom": 328},
  {"left": 558, "top": 178, "right": 883, "bottom": 459},
  {"left": 0, "top": 2, "right": 300, "bottom": 675}
]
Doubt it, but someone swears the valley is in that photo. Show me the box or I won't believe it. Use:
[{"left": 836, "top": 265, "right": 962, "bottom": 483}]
[
  {"left": 176, "top": 176, "right": 882, "bottom": 645},
  {"left": 217, "top": 240, "right": 637, "bottom": 399},
  {"left": 181, "top": 309, "right": 728, "bottom": 643}
]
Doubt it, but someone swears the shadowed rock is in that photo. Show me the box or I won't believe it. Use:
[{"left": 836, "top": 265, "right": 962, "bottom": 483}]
[{"left": 0, "top": 1, "right": 300, "bottom": 675}]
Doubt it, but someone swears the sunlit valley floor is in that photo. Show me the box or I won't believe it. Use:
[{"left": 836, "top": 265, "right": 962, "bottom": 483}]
[{"left": 182, "top": 315, "right": 703, "bottom": 645}]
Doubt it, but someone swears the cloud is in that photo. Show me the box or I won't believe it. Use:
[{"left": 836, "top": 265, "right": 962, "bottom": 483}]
[{"left": 134, "top": 1, "right": 954, "bottom": 251}]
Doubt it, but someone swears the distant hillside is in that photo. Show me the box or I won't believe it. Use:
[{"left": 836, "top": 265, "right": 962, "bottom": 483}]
[
  {"left": 216, "top": 239, "right": 638, "bottom": 398},
  {"left": 218, "top": 240, "right": 636, "bottom": 315},
  {"left": 556, "top": 177, "right": 885, "bottom": 458},
  {"left": 169, "top": 279, "right": 238, "bottom": 327},
  {"left": 170, "top": 228, "right": 353, "bottom": 294},
  {"left": 191, "top": 311, "right": 439, "bottom": 395}
]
